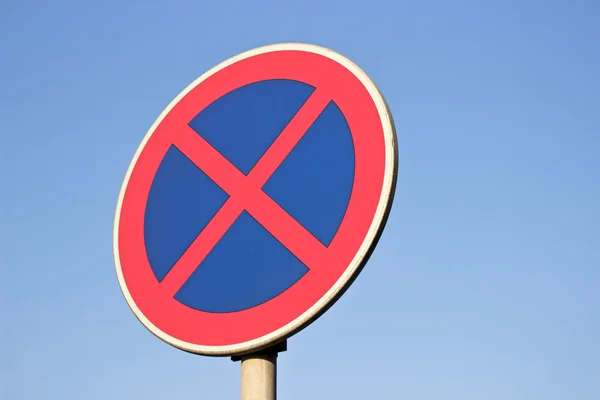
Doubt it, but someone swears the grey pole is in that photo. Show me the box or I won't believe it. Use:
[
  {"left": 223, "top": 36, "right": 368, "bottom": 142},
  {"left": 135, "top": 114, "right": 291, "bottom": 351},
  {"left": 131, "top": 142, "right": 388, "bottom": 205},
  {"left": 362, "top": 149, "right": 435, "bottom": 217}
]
[
  {"left": 240, "top": 352, "right": 277, "bottom": 400},
  {"left": 233, "top": 340, "right": 287, "bottom": 400}
]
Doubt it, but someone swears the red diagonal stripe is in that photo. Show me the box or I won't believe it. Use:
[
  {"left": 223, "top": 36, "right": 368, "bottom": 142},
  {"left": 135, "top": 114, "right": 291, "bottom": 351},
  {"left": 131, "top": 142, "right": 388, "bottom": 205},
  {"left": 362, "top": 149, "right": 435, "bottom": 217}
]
[
  {"left": 245, "top": 190, "right": 328, "bottom": 269},
  {"left": 248, "top": 88, "right": 330, "bottom": 186},
  {"left": 160, "top": 198, "right": 244, "bottom": 297},
  {"left": 173, "top": 126, "right": 247, "bottom": 196}
]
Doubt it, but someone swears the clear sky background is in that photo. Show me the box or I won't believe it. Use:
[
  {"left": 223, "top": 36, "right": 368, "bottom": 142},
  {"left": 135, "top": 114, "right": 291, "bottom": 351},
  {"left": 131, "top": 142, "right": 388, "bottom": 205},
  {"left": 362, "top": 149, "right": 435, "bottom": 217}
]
[{"left": 2, "top": 1, "right": 599, "bottom": 399}]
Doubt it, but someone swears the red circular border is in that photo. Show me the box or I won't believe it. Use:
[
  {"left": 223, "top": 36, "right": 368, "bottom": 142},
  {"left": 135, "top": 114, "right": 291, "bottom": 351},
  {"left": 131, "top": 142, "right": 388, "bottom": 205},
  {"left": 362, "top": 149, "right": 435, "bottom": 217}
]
[{"left": 117, "top": 49, "right": 386, "bottom": 346}]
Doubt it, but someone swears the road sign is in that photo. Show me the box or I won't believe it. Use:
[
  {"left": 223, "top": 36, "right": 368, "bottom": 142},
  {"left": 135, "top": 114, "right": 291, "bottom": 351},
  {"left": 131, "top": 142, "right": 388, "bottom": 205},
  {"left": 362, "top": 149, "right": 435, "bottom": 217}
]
[{"left": 113, "top": 43, "right": 397, "bottom": 356}]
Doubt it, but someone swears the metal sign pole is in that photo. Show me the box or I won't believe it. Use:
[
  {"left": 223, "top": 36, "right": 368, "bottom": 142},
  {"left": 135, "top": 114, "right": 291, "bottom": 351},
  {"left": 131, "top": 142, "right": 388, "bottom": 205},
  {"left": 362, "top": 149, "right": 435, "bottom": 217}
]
[
  {"left": 240, "top": 352, "right": 277, "bottom": 400},
  {"left": 232, "top": 341, "right": 287, "bottom": 400}
]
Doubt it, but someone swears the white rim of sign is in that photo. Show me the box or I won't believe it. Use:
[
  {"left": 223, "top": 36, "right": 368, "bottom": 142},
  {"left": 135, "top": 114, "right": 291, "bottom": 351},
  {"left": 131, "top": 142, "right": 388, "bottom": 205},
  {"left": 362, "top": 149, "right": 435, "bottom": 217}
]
[{"left": 113, "top": 42, "right": 398, "bottom": 356}]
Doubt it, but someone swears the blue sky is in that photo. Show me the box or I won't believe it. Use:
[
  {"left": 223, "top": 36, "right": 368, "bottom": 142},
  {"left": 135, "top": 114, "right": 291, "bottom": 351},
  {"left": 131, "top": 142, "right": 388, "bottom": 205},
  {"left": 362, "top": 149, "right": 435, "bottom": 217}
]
[{"left": 2, "top": 1, "right": 599, "bottom": 399}]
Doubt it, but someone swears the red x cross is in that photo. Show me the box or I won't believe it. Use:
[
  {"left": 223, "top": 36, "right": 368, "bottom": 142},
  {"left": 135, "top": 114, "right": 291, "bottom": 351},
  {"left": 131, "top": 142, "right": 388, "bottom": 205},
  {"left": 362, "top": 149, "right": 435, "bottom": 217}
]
[{"left": 161, "top": 89, "right": 332, "bottom": 296}]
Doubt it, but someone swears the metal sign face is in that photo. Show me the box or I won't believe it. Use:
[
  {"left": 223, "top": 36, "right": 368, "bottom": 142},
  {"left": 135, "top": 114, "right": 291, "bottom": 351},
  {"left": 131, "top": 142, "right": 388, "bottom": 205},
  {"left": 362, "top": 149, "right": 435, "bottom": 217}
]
[{"left": 114, "top": 43, "right": 397, "bottom": 356}]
